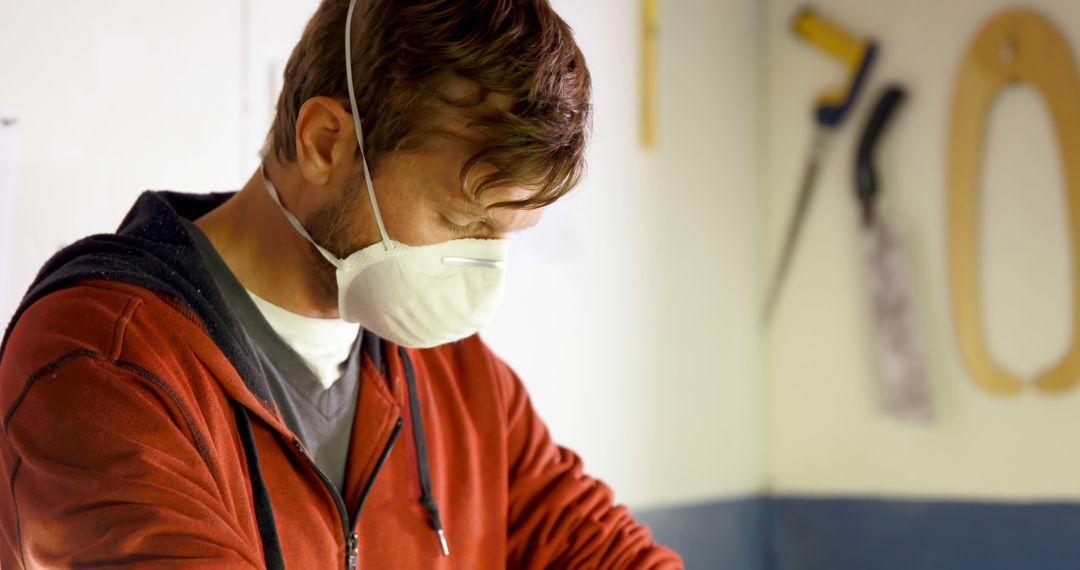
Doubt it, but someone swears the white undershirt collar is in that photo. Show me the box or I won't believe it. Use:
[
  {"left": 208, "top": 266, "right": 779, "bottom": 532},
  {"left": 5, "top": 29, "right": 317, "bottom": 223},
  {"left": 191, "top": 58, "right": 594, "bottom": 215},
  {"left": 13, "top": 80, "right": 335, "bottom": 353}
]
[{"left": 245, "top": 289, "right": 361, "bottom": 390}]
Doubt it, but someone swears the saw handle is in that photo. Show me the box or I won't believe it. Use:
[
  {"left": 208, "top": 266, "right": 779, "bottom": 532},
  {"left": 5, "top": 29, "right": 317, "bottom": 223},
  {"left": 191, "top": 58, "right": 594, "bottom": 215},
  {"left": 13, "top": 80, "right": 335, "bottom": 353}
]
[
  {"left": 856, "top": 86, "right": 907, "bottom": 226},
  {"left": 793, "top": 7, "right": 877, "bottom": 127}
]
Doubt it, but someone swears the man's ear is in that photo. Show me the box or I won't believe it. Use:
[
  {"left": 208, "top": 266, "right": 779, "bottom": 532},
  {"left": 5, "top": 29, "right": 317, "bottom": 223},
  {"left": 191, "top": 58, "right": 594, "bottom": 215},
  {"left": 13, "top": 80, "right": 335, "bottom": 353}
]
[{"left": 295, "top": 96, "right": 357, "bottom": 186}]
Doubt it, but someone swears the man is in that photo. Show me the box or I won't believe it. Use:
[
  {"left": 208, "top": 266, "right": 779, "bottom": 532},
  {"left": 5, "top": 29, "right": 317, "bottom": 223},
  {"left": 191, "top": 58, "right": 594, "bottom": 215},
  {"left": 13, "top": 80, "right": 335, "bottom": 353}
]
[{"left": 0, "top": 0, "right": 683, "bottom": 568}]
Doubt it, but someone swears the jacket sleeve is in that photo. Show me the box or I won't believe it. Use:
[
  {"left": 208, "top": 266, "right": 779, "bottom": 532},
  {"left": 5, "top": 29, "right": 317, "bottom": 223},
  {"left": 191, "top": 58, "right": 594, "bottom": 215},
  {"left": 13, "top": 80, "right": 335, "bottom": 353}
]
[
  {"left": 493, "top": 355, "right": 684, "bottom": 569},
  {"left": 0, "top": 352, "right": 262, "bottom": 569}
]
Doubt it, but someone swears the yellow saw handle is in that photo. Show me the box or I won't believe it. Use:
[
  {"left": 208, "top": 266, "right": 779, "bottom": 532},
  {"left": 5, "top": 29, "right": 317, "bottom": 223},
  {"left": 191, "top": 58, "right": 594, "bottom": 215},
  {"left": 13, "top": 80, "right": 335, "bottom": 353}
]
[{"left": 792, "top": 7, "right": 877, "bottom": 127}]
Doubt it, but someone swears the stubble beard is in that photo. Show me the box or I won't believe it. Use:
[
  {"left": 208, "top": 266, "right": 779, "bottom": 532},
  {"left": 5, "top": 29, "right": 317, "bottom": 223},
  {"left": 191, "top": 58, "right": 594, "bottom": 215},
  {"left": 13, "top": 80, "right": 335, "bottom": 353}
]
[{"left": 306, "top": 185, "right": 365, "bottom": 311}]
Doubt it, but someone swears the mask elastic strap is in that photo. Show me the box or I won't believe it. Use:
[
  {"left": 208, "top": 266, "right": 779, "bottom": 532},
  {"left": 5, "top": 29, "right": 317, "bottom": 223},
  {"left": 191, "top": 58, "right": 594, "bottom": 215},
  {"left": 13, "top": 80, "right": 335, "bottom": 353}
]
[
  {"left": 346, "top": 0, "right": 392, "bottom": 251},
  {"left": 260, "top": 167, "right": 346, "bottom": 270}
]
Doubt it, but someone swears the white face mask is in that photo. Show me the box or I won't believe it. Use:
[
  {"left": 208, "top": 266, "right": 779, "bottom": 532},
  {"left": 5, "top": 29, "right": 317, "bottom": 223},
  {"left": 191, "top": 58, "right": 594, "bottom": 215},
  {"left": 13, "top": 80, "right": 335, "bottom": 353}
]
[
  {"left": 259, "top": 0, "right": 510, "bottom": 348},
  {"left": 263, "top": 176, "right": 508, "bottom": 348}
]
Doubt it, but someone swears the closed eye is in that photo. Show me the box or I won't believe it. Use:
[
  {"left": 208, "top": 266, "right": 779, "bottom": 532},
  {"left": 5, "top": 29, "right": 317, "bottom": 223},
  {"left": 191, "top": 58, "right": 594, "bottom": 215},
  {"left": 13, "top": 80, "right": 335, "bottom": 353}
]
[{"left": 442, "top": 215, "right": 485, "bottom": 236}]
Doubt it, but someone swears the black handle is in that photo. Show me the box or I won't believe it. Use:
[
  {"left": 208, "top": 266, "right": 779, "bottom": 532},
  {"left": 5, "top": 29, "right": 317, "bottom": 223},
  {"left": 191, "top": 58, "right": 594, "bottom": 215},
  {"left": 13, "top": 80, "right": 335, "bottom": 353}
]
[{"left": 856, "top": 85, "right": 907, "bottom": 226}]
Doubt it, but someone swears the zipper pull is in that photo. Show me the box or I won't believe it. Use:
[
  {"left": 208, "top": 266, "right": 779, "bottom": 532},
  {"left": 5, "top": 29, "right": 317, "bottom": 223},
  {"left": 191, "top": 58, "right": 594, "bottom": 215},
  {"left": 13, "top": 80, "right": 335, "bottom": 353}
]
[{"left": 347, "top": 532, "right": 359, "bottom": 570}]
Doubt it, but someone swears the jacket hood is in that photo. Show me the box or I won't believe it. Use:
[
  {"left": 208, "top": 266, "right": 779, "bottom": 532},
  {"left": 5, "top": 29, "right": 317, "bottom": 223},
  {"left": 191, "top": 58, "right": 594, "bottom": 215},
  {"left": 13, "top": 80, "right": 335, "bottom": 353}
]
[{"left": 1, "top": 190, "right": 275, "bottom": 405}]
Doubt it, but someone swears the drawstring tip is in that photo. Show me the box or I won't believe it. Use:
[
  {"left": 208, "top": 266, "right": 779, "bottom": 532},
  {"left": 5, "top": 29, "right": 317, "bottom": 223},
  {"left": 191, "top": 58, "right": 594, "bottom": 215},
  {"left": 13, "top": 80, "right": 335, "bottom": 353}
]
[{"left": 437, "top": 529, "right": 450, "bottom": 557}]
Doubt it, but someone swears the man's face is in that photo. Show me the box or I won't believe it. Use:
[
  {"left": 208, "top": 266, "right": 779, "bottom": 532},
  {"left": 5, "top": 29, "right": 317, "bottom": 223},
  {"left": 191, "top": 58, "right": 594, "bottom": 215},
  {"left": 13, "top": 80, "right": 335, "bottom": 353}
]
[{"left": 307, "top": 125, "right": 545, "bottom": 261}]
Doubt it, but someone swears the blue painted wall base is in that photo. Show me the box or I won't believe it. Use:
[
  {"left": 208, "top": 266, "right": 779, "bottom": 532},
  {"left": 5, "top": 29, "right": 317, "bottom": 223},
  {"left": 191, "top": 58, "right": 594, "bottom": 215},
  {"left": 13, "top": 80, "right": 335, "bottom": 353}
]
[
  {"left": 635, "top": 498, "right": 766, "bottom": 570},
  {"left": 635, "top": 496, "right": 1080, "bottom": 570}
]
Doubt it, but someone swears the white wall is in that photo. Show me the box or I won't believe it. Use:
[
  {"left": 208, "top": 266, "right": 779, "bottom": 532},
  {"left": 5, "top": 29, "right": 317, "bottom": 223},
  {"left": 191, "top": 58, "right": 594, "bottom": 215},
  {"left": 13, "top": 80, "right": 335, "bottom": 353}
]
[
  {"left": 763, "top": 0, "right": 1080, "bottom": 500},
  {"left": 0, "top": 0, "right": 764, "bottom": 510},
  {"left": 0, "top": 0, "right": 247, "bottom": 321}
]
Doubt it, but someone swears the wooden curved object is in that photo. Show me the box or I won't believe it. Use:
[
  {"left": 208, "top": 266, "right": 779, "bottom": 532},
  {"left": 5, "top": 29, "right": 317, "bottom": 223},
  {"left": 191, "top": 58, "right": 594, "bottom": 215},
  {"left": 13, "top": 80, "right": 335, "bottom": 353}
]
[{"left": 949, "top": 9, "right": 1080, "bottom": 395}]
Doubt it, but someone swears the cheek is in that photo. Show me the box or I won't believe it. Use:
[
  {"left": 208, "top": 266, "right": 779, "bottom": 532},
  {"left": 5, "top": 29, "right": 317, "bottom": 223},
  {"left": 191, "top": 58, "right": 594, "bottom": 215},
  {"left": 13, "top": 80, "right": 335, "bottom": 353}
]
[
  {"left": 376, "top": 186, "right": 458, "bottom": 246},
  {"left": 373, "top": 152, "right": 475, "bottom": 245}
]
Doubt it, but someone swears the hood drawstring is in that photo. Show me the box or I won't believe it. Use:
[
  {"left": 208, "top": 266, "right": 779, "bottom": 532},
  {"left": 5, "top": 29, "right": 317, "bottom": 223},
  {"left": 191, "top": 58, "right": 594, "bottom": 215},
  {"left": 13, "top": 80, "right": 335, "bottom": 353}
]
[
  {"left": 233, "top": 402, "right": 287, "bottom": 569},
  {"left": 399, "top": 346, "right": 450, "bottom": 557}
]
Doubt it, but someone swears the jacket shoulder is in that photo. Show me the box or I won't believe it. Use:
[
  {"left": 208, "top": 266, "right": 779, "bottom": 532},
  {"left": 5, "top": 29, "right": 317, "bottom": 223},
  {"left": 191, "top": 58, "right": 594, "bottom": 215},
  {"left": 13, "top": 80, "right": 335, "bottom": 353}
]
[{"left": 1, "top": 280, "right": 204, "bottom": 387}]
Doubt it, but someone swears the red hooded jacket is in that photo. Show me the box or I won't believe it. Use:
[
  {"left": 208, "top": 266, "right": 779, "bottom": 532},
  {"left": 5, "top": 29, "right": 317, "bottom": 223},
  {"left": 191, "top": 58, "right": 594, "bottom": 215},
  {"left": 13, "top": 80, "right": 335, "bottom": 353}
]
[{"left": 0, "top": 192, "right": 682, "bottom": 569}]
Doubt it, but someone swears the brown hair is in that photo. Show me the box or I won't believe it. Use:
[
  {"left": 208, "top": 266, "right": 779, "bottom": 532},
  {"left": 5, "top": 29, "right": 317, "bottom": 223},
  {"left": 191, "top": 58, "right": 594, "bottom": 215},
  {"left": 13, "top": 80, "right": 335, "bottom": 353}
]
[{"left": 265, "top": 0, "right": 592, "bottom": 209}]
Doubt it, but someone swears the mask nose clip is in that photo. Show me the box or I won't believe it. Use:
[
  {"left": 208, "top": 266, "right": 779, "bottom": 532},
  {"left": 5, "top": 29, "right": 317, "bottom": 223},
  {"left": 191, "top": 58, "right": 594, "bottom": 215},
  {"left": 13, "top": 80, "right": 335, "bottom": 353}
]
[{"left": 441, "top": 257, "right": 506, "bottom": 270}]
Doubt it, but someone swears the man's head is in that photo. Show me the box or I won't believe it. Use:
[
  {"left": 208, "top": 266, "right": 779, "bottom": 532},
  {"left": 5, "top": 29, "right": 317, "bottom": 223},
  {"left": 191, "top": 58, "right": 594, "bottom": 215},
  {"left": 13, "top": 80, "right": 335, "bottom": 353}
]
[{"left": 263, "top": 0, "right": 592, "bottom": 262}]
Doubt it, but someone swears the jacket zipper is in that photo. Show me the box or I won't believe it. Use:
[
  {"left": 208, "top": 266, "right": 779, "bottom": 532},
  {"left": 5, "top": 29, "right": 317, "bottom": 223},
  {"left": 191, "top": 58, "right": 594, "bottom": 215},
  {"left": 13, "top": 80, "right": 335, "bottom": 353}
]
[{"left": 293, "top": 417, "right": 404, "bottom": 570}]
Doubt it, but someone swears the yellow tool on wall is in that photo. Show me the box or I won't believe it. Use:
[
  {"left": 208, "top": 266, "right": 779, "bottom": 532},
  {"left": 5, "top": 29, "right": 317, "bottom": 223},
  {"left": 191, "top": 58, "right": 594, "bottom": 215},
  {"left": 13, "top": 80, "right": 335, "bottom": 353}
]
[
  {"left": 763, "top": 8, "right": 877, "bottom": 323},
  {"left": 948, "top": 8, "right": 1080, "bottom": 395},
  {"left": 641, "top": 0, "right": 659, "bottom": 149},
  {"left": 793, "top": 9, "right": 873, "bottom": 119}
]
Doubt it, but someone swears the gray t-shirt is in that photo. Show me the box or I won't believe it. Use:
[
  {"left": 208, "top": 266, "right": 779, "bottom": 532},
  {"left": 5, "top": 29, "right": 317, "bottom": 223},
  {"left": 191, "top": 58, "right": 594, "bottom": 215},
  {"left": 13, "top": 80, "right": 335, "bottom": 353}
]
[{"left": 183, "top": 219, "right": 359, "bottom": 493}]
